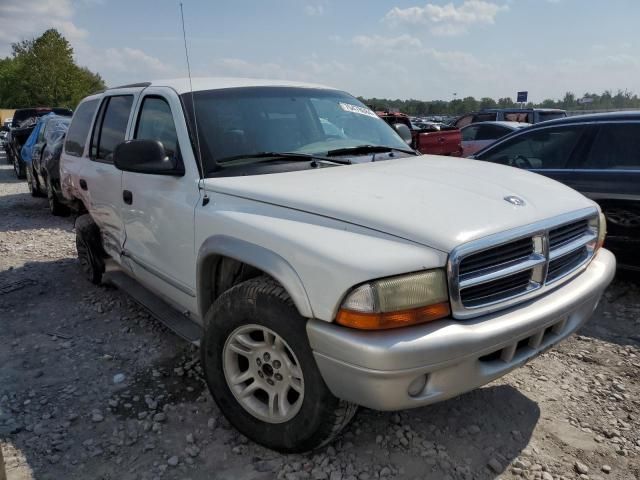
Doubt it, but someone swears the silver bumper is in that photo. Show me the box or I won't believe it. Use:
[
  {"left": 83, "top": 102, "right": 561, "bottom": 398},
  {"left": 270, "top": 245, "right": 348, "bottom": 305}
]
[{"left": 307, "top": 248, "right": 616, "bottom": 411}]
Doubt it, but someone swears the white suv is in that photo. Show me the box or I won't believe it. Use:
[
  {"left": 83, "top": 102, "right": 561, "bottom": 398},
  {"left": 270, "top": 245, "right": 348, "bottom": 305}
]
[{"left": 60, "top": 78, "right": 615, "bottom": 452}]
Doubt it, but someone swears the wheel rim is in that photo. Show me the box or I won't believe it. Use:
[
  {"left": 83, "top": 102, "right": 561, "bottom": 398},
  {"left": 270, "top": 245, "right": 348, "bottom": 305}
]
[{"left": 223, "top": 324, "right": 304, "bottom": 424}]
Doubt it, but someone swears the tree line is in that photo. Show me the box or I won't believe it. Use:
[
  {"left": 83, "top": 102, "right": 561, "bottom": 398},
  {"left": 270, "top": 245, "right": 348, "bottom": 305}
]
[
  {"left": 360, "top": 89, "right": 640, "bottom": 116},
  {"left": 0, "top": 29, "right": 105, "bottom": 110}
]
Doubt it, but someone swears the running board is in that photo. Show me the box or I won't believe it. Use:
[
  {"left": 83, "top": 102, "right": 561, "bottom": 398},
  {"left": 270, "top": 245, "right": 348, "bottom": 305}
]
[{"left": 104, "top": 271, "right": 202, "bottom": 346}]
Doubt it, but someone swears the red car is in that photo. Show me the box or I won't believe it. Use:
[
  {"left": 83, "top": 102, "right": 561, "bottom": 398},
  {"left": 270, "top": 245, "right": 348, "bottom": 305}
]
[{"left": 377, "top": 111, "right": 462, "bottom": 156}]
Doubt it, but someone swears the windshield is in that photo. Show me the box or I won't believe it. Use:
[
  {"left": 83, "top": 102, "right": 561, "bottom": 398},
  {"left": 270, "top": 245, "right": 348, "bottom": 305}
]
[{"left": 181, "top": 87, "right": 409, "bottom": 173}]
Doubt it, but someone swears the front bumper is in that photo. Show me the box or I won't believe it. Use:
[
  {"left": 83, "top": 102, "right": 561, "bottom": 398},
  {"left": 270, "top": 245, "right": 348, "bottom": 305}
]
[{"left": 307, "top": 248, "right": 616, "bottom": 411}]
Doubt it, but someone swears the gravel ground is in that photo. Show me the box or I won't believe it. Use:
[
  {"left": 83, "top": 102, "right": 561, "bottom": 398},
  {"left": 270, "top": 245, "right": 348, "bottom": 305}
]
[{"left": 1, "top": 154, "right": 639, "bottom": 480}]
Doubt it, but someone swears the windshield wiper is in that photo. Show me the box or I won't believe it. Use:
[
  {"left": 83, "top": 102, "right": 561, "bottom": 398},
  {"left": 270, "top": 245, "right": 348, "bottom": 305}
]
[
  {"left": 216, "top": 151, "right": 351, "bottom": 166},
  {"left": 326, "top": 145, "right": 417, "bottom": 157}
]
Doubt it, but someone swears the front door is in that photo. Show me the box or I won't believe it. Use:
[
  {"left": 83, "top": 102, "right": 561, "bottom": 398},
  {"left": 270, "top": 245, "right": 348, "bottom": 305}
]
[{"left": 120, "top": 89, "right": 201, "bottom": 310}]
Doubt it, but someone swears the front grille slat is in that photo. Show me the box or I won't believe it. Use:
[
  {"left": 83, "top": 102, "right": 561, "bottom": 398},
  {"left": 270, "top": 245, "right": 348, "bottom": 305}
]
[
  {"left": 459, "top": 237, "right": 533, "bottom": 276},
  {"left": 451, "top": 213, "right": 598, "bottom": 317}
]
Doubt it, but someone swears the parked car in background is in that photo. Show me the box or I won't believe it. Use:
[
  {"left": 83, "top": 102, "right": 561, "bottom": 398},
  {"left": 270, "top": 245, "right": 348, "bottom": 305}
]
[
  {"left": 7, "top": 107, "right": 72, "bottom": 178},
  {"left": 377, "top": 111, "right": 462, "bottom": 156},
  {"left": 454, "top": 108, "right": 566, "bottom": 129},
  {"left": 472, "top": 111, "right": 640, "bottom": 270},
  {"left": 60, "top": 78, "right": 614, "bottom": 452},
  {"left": 0, "top": 130, "right": 7, "bottom": 148},
  {"left": 461, "top": 121, "right": 530, "bottom": 157},
  {"left": 26, "top": 114, "right": 72, "bottom": 214}
]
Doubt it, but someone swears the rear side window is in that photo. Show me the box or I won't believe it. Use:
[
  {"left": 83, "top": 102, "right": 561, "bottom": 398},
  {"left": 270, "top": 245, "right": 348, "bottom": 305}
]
[
  {"left": 134, "top": 97, "right": 178, "bottom": 156},
  {"left": 65, "top": 99, "right": 99, "bottom": 157},
  {"left": 581, "top": 123, "right": 640, "bottom": 170},
  {"left": 478, "top": 126, "right": 584, "bottom": 169},
  {"left": 91, "top": 95, "right": 133, "bottom": 162}
]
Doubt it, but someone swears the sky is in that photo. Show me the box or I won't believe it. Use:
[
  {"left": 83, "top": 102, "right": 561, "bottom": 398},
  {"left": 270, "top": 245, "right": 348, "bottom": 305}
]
[{"left": 1, "top": 0, "right": 639, "bottom": 102}]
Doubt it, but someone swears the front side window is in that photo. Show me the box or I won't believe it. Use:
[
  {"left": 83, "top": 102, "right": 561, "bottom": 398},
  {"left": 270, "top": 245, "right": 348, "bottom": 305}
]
[
  {"left": 91, "top": 95, "right": 133, "bottom": 162},
  {"left": 135, "top": 96, "right": 179, "bottom": 156},
  {"left": 581, "top": 123, "right": 640, "bottom": 170},
  {"left": 65, "top": 99, "right": 99, "bottom": 157},
  {"left": 181, "top": 87, "right": 409, "bottom": 175},
  {"left": 478, "top": 126, "right": 584, "bottom": 169}
]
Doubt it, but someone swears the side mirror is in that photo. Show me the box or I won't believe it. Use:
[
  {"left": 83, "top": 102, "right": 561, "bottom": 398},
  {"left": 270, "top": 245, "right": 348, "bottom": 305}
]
[
  {"left": 393, "top": 123, "right": 413, "bottom": 145},
  {"left": 114, "top": 140, "right": 183, "bottom": 175}
]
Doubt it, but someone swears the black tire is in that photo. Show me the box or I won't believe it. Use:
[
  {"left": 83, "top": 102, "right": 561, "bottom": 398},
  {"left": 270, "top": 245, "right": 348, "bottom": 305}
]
[
  {"left": 201, "top": 276, "right": 357, "bottom": 453},
  {"left": 75, "top": 214, "right": 105, "bottom": 285},
  {"left": 14, "top": 158, "right": 26, "bottom": 179},
  {"left": 47, "top": 178, "right": 70, "bottom": 216},
  {"left": 27, "top": 169, "right": 44, "bottom": 197}
]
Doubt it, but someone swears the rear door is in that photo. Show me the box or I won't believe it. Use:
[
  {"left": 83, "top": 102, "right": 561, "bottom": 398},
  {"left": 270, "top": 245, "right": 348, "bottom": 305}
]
[
  {"left": 60, "top": 97, "right": 100, "bottom": 203},
  {"left": 120, "top": 88, "right": 201, "bottom": 309},
  {"left": 80, "top": 90, "right": 138, "bottom": 261}
]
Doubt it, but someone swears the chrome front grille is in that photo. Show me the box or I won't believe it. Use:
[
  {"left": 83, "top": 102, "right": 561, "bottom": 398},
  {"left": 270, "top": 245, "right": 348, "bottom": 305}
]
[{"left": 448, "top": 209, "right": 599, "bottom": 319}]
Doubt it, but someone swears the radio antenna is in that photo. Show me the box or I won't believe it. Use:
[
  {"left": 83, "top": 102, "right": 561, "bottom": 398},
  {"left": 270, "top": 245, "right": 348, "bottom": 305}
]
[{"left": 179, "top": 2, "right": 206, "bottom": 189}]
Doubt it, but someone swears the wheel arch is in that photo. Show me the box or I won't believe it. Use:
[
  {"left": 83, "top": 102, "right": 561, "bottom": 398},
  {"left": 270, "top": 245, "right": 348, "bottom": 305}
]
[{"left": 197, "top": 235, "right": 314, "bottom": 320}]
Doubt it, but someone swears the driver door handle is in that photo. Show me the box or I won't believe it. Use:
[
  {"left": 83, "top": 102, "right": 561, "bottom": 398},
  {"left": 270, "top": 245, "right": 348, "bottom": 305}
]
[{"left": 123, "top": 190, "right": 133, "bottom": 205}]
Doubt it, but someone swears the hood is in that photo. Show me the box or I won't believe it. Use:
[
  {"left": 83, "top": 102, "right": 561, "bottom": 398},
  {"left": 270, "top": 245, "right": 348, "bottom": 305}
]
[{"left": 203, "top": 156, "right": 595, "bottom": 253}]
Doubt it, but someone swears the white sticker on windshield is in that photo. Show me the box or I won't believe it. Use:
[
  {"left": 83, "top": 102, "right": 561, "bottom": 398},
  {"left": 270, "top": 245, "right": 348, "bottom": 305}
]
[{"left": 339, "top": 102, "right": 377, "bottom": 118}]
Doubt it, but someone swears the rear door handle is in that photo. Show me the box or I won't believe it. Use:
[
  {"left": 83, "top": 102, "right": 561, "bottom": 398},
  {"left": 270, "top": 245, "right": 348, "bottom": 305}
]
[
  {"left": 123, "top": 190, "right": 133, "bottom": 205},
  {"left": 79, "top": 179, "right": 88, "bottom": 190}
]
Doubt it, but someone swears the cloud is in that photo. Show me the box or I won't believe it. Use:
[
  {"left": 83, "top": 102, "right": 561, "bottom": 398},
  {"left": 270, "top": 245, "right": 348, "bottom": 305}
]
[
  {"left": 352, "top": 34, "right": 422, "bottom": 50},
  {"left": 0, "top": 0, "right": 88, "bottom": 55},
  {"left": 385, "top": 0, "right": 508, "bottom": 35},
  {"left": 304, "top": 4, "right": 324, "bottom": 16}
]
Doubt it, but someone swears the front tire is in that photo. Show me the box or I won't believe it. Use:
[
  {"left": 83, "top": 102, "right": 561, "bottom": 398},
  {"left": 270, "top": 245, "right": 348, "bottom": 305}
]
[{"left": 201, "top": 276, "right": 357, "bottom": 453}]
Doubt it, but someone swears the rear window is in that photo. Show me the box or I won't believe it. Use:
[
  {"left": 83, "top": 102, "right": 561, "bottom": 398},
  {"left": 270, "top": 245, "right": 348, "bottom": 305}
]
[
  {"left": 64, "top": 99, "right": 99, "bottom": 157},
  {"left": 538, "top": 111, "right": 566, "bottom": 123},
  {"left": 91, "top": 95, "right": 133, "bottom": 162}
]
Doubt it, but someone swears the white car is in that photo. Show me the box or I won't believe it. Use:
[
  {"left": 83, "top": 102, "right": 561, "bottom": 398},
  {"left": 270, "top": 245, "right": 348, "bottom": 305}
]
[
  {"left": 59, "top": 78, "right": 615, "bottom": 452},
  {"left": 461, "top": 121, "right": 530, "bottom": 157}
]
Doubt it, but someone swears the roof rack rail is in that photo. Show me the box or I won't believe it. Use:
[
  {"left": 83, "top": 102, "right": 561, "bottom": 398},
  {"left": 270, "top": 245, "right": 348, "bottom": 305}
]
[{"left": 109, "top": 82, "right": 152, "bottom": 90}]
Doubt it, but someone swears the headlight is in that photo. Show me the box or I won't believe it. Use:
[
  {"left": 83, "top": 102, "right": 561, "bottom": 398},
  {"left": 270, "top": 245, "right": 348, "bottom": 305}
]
[
  {"left": 589, "top": 212, "right": 607, "bottom": 251},
  {"left": 336, "top": 270, "right": 450, "bottom": 330}
]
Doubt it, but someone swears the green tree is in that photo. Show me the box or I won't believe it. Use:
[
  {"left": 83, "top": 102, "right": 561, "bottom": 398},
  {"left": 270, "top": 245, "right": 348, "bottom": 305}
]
[{"left": 0, "top": 29, "right": 105, "bottom": 109}]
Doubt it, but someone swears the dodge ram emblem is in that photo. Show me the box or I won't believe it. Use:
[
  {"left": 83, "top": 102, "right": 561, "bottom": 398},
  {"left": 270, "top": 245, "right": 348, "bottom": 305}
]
[{"left": 504, "top": 195, "right": 526, "bottom": 206}]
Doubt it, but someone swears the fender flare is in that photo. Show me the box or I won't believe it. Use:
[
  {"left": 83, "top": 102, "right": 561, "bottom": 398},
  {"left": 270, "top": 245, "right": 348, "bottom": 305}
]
[{"left": 196, "top": 235, "right": 314, "bottom": 319}]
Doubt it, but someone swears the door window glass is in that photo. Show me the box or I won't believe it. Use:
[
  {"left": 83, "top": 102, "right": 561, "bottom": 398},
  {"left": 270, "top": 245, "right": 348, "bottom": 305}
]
[
  {"left": 582, "top": 123, "right": 640, "bottom": 170},
  {"left": 475, "top": 125, "right": 508, "bottom": 141},
  {"left": 462, "top": 125, "right": 479, "bottom": 141},
  {"left": 478, "top": 126, "right": 584, "bottom": 169},
  {"left": 93, "top": 95, "right": 133, "bottom": 162},
  {"left": 65, "top": 99, "right": 99, "bottom": 157},
  {"left": 135, "top": 97, "right": 179, "bottom": 156}
]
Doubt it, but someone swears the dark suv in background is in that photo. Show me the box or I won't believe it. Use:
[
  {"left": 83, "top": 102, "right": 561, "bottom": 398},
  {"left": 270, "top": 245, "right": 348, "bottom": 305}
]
[
  {"left": 7, "top": 107, "right": 73, "bottom": 178},
  {"left": 472, "top": 111, "right": 640, "bottom": 270},
  {"left": 454, "top": 108, "right": 566, "bottom": 129}
]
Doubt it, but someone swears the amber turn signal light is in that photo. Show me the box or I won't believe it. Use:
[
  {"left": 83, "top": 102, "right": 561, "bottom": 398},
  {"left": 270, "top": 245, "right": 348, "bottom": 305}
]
[{"left": 336, "top": 302, "right": 451, "bottom": 330}]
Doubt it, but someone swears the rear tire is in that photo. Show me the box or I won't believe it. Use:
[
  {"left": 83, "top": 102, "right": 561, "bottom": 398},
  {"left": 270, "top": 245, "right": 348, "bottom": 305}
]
[
  {"left": 47, "top": 178, "right": 70, "bottom": 216},
  {"left": 201, "top": 276, "right": 357, "bottom": 453},
  {"left": 75, "top": 214, "right": 105, "bottom": 285}
]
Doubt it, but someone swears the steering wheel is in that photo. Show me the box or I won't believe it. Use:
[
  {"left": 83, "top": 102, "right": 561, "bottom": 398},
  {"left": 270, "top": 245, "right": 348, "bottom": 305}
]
[{"left": 512, "top": 155, "right": 534, "bottom": 169}]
